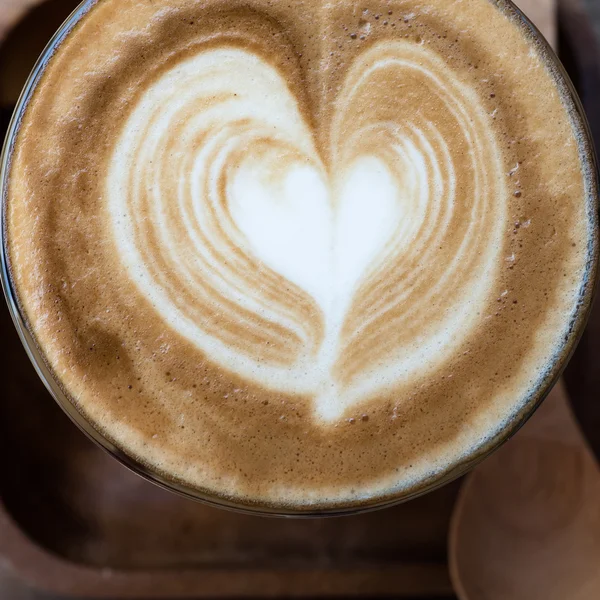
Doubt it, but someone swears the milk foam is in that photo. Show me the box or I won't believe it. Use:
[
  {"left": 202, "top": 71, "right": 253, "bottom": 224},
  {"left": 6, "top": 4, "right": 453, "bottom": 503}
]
[
  {"left": 108, "top": 43, "right": 507, "bottom": 420},
  {"left": 6, "top": 0, "right": 594, "bottom": 510}
]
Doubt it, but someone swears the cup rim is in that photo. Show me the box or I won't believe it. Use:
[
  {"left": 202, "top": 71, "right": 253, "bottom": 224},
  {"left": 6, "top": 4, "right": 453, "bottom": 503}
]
[{"left": 1, "top": 0, "right": 598, "bottom": 517}]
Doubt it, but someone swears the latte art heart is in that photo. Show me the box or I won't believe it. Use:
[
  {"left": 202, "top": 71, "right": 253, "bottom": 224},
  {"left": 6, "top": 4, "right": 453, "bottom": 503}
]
[
  {"left": 108, "top": 42, "right": 507, "bottom": 419},
  {"left": 229, "top": 157, "right": 401, "bottom": 341}
]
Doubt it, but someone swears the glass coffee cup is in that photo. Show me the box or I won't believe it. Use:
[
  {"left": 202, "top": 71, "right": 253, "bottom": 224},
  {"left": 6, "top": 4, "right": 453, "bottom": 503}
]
[{"left": 1, "top": 0, "right": 598, "bottom": 516}]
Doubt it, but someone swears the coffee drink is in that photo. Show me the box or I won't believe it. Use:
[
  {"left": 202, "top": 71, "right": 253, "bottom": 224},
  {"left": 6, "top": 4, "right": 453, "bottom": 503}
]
[{"left": 4, "top": 0, "right": 597, "bottom": 510}]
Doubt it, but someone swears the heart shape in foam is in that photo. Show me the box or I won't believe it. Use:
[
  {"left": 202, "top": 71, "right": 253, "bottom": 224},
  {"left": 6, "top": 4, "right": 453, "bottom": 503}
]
[
  {"left": 108, "top": 41, "right": 506, "bottom": 421},
  {"left": 228, "top": 157, "right": 401, "bottom": 333}
]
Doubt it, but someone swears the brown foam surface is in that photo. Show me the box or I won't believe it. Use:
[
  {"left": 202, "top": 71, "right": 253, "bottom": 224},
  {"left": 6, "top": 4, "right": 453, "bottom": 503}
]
[{"left": 5, "top": 0, "right": 597, "bottom": 510}]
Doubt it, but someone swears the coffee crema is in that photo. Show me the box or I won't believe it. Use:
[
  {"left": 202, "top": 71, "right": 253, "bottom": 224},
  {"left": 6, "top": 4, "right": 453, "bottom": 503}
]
[{"left": 5, "top": 0, "right": 597, "bottom": 510}]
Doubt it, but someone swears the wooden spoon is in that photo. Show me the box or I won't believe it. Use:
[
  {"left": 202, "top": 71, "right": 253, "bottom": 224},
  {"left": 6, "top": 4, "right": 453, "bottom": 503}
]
[{"left": 449, "top": 381, "right": 600, "bottom": 600}]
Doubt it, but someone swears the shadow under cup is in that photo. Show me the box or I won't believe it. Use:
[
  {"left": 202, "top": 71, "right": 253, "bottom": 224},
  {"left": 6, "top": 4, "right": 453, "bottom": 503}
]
[{"left": 0, "top": 0, "right": 599, "bottom": 517}]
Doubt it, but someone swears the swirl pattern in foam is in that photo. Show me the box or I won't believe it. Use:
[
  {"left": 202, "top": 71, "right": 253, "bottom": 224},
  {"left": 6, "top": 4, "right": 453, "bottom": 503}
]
[
  {"left": 108, "top": 41, "right": 506, "bottom": 420},
  {"left": 5, "top": 0, "right": 596, "bottom": 510}
]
